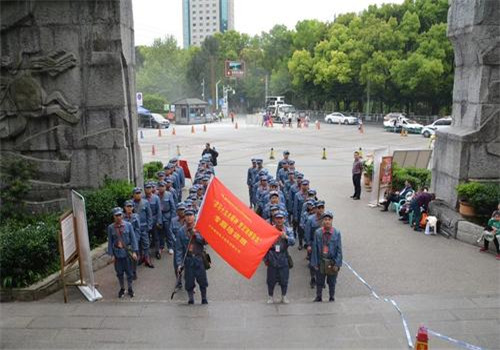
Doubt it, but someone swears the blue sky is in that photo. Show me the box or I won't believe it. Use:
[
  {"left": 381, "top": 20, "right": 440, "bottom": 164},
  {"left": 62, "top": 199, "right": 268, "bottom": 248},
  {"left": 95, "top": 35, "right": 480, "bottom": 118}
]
[{"left": 132, "top": 0, "right": 404, "bottom": 47}]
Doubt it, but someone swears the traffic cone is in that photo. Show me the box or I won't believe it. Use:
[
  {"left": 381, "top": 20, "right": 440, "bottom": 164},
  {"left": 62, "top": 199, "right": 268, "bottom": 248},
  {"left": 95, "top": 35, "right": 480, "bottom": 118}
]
[
  {"left": 270, "top": 148, "right": 275, "bottom": 160},
  {"left": 152, "top": 145, "right": 156, "bottom": 156},
  {"left": 177, "top": 145, "right": 181, "bottom": 156},
  {"left": 172, "top": 127, "right": 176, "bottom": 136},
  {"left": 235, "top": 122, "right": 239, "bottom": 129},
  {"left": 191, "top": 125, "right": 195, "bottom": 134},
  {"left": 322, "top": 148, "right": 327, "bottom": 160},
  {"left": 203, "top": 124, "right": 207, "bottom": 132},
  {"left": 140, "top": 130, "right": 144, "bottom": 139},
  {"left": 158, "top": 127, "right": 162, "bottom": 137},
  {"left": 415, "top": 326, "right": 428, "bottom": 350}
]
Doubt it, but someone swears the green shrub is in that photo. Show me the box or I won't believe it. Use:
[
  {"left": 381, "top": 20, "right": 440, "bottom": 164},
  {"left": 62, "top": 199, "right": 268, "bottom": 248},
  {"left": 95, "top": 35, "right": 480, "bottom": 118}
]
[
  {"left": 392, "top": 163, "right": 431, "bottom": 190},
  {"left": 457, "top": 182, "right": 500, "bottom": 216},
  {"left": 143, "top": 161, "right": 163, "bottom": 183},
  {"left": 143, "top": 94, "right": 167, "bottom": 113},
  {"left": 83, "top": 178, "right": 134, "bottom": 247},
  {"left": 0, "top": 157, "right": 36, "bottom": 220},
  {"left": 0, "top": 215, "right": 60, "bottom": 288}
]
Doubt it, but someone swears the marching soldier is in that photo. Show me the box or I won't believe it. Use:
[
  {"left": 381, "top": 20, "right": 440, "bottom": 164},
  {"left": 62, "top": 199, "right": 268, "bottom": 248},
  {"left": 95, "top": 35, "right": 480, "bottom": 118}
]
[
  {"left": 175, "top": 210, "right": 209, "bottom": 304},
  {"left": 132, "top": 187, "right": 155, "bottom": 268},
  {"left": 276, "top": 150, "right": 290, "bottom": 178},
  {"left": 310, "top": 211, "right": 343, "bottom": 302},
  {"left": 264, "top": 211, "right": 295, "bottom": 304},
  {"left": 144, "top": 182, "right": 162, "bottom": 259},
  {"left": 107, "top": 207, "right": 138, "bottom": 298},
  {"left": 123, "top": 200, "right": 141, "bottom": 280},
  {"left": 157, "top": 181, "right": 176, "bottom": 257},
  {"left": 170, "top": 202, "right": 186, "bottom": 289}
]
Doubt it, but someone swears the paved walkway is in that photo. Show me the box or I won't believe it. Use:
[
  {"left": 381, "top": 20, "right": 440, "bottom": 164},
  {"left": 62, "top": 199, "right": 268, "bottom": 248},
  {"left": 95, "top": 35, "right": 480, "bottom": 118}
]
[{"left": 1, "top": 118, "right": 499, "bottom": 349}]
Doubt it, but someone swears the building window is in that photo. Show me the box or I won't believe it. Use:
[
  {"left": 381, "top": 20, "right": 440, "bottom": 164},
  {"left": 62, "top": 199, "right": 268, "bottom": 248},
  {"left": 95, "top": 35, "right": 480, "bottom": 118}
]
[
  {"left": 206, "top": 16, "right": 210, "bottom": 19},
  {"left": 193, "top": 23, "right": 196, "bottom": 26},
  {"left": 199, "top": 16, "right": 203, "bottom": 20},
  {"left": 213, "top": 16, "right": 216, "bottom": 19}
]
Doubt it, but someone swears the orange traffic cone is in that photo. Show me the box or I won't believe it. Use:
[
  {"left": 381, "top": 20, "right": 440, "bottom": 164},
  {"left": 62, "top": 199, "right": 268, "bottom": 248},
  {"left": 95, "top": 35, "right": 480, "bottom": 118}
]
[
  {"left": 235, "top": 122, "right": 239, "bottom": 129},
  {"left": 415, "top": 326, "right": 428, "bottom": 350},
  {"left": 158, "top": 127, "right": 162, "bottom": 137},
  {"left": 152, "top": 145, "right": 156, "bottom": 156},
  {"left": 172, "top": 127, "right": 176, "bottom": 136},
  {"left": 191, "top": 125, "right": 195, "bottom": 134},
  {"left": 203, "top": 124, "right": 207, "bottom": 132}
]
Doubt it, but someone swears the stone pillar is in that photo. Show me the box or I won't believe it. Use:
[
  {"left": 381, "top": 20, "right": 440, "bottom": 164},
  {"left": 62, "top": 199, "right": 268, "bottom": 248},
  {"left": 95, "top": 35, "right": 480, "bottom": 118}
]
[
  {"left": 0, "top": 0, "right": 142, "bottom": 212},
  {"left": 431, "top": 0, "right": 500, "bottom": 207}
]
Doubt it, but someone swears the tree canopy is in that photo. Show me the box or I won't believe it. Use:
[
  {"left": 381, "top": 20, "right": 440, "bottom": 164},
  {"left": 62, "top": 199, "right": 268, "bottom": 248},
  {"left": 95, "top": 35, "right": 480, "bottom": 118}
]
[{"left": 136, "top": 0, "right": 452, "bottom": 115}]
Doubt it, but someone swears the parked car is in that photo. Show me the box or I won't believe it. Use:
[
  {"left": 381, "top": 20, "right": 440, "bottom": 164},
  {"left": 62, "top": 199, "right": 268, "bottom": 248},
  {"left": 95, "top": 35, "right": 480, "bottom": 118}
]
[
  {"left": 421, "top": 117, "right": 452, "bottom": 138},
  {"left": 139, "top": 113, "right": 170, "bottom": 128},
  {"left": 384, "top": 117, "right": 424, "bottom": 134},
  {"left": 324, "top": 112, "right": 358, "bottom": 125},
  {"left": 205, "top": 113, "right": 216, "bottom": 123},
  {"left": 383, "top": 112, "right": 406, "bottom": 121}
]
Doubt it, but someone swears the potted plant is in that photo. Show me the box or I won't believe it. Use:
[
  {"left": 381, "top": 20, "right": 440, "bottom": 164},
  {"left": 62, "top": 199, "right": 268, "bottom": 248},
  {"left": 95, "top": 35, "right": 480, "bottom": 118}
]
[
  {"left": 456, "top": 182, "right": 482, "bottom": 216},
  {"left": 362, "top": 160, "right": 373, "bottom": 191}
]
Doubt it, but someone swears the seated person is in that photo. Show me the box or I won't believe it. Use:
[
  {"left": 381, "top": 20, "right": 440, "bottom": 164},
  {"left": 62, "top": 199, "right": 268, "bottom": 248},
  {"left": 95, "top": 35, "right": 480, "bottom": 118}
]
[
  {"left": 380, "top": 180, "right": 413, "bottom": 211},
  {"left": 479, "top": 210, "right": 500, "bottom": 260},
  {"left": 409, "top": 187, "right": 435, "bottom": 231}
]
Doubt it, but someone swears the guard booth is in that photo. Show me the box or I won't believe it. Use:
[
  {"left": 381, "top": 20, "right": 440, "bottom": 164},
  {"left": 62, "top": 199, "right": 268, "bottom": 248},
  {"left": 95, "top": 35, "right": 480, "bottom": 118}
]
[{"left": 172, "top": 98, "right": 209, "bottom": 125}]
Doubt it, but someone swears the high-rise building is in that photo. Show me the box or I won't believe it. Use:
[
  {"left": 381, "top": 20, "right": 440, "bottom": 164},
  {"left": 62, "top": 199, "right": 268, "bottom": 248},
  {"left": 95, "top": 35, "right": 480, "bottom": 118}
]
[{"left": 183, "top": 0, "right": 234, "bottom": 48}]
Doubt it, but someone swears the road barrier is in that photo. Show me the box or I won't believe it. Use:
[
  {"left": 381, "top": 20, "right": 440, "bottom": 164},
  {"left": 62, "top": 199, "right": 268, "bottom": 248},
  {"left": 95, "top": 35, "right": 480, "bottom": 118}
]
[
  {"left": 316, "top": 120, "right": 321, "bottom": 130},
  {"left": 172, "top": 127, "right": 176, "bottom": 135},
  {"left": 140, "top": 130, "right": 144, "bottom": 139},
  {"left": 235, "top": 122, "right": 239, "bottom": 129},
  {"left": 269, "top": 148, "right": 275, "bottom": 160},
  {"left": 191, "top": 125, "right": 195, "bottom": 134},
  {"left": 322, "top": 148, "right": 327, "bottom": 160},
  {"left": 176, "top": 145, "right": 181, "bottom": 156},
  {"left": 203, "top": 124, "right": 207, "bottom": 132},
  {"left": 151, "top": 145, "right": 156, "bottom": 156},
  {"left": 158, "top": 127, "right": 162, "bottom": 137}
]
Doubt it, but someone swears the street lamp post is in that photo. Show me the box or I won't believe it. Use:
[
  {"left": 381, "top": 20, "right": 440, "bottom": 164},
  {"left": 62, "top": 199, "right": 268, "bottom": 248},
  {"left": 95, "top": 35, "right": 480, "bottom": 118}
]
[
  {"left": 201, "top": 78, "right": 205, "bottom": 101},
  {"left": 215, "top": 80, "right": 221, "bottom": 110}
]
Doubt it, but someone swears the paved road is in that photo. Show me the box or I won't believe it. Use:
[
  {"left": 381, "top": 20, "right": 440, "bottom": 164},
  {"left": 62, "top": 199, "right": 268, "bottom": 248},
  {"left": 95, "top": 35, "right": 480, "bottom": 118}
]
[{"left": 2, "top": 117, "right": 499, "bottom": 349}]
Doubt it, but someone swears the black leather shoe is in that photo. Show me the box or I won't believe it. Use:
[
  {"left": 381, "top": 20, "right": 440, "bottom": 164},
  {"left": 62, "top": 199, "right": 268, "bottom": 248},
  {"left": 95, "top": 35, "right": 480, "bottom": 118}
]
[
  {"left": 118, "top": 289, "right": 125, "bottom": 298},
  {"left": 201, "top": 299, "right": 208, "bottom": 305},
  {"left": 188, "top": 299, "right": 194, "bottom": 305},
  {"left": 329, "top": 296, "right": 335, "bottom": 302},
  {"left": 155, "top": 251, "right": 161, "bottom": 260},
  {"left": 128, "top": 289, "right": 134, "bottom": 298},
  {"left": 313, "top": 296, "right": 322, "bottom": 302}
]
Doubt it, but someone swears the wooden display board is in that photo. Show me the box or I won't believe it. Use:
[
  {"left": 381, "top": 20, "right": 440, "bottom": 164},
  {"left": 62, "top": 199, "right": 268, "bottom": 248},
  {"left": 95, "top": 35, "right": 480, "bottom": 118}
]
[
  {"left": 58, "top": 211, "right": 82, "bottom": 303},
  {"left": 57, "top": 191, "right": 102, "bottom": 303}
]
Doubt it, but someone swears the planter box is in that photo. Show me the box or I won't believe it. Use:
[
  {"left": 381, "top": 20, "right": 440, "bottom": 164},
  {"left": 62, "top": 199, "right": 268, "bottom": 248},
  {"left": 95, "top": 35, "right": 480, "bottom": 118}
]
[{"left": 0, "top": 242, "right": 110, "bottom": 302}]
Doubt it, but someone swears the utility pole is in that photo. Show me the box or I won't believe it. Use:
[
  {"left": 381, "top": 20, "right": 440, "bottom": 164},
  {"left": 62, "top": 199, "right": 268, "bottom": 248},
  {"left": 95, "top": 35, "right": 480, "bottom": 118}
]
[
  {"left": 201, "top": 78, "right": 205, "bottom": 101},
  {"left": 264, "top": 74, "right": 269, "bottom": 106},
  {"left": 215, "top": 80, "right": 221, "bottom": 110},
  {"left": 366, "top": 80, "right": 370, "bottom": 116}
]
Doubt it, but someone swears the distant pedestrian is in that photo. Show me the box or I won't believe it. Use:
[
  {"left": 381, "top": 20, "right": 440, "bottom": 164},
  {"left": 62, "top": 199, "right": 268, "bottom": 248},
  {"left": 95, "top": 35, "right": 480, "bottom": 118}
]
[
  {"left": 107, "top": 207, "right": 138, "bottom": 298},
  {"left": 265, "top": 211, "right": 295, "bottom": 304},
  {"left": 310, "top": 211, "right": 342, "bottom": 302},
  {"left": 132, "top": 187, "right": 155, "bottom": 268},
  {"left": 358, "top": 117, "right": 364, "bottom": 134},
  {"left": 351, "top": 151, "right": 362, "bottom": 200},
  {"left": 202, "top": 143, "right": 219, "bottom": 166}
]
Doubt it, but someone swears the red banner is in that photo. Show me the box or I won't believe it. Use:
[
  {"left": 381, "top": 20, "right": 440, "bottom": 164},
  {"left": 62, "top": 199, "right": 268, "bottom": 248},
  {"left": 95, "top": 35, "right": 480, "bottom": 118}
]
[
  {"left": 179, "top": 160, "right": 191, "bottom": 179},
  {"left": 195, "top": 177, "right": 280, "bottom": 279}
]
